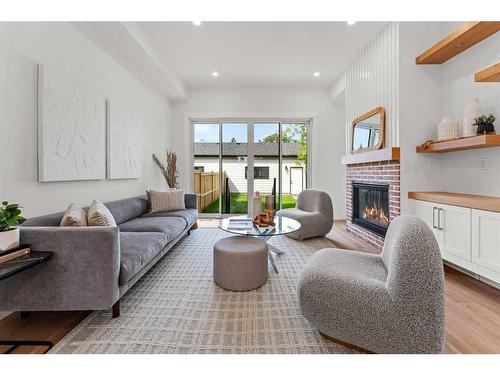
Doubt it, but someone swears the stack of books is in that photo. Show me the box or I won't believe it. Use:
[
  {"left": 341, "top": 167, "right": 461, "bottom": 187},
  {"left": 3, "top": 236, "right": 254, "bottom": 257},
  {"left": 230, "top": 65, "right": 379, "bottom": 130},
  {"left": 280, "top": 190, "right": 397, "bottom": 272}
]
[
  {"left": 0, "top": 245, "right": 30, "bottom": 264},
  {"left": 227, "top": 217, "right": 253, "bottom": 230}
]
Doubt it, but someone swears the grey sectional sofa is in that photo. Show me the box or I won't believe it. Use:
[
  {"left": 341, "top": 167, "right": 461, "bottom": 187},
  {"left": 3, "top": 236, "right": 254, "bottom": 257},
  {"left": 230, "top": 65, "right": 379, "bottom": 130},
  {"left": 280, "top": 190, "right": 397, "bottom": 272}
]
[{"left": 0, "top": 194, "right": 198, "bottom": 318}]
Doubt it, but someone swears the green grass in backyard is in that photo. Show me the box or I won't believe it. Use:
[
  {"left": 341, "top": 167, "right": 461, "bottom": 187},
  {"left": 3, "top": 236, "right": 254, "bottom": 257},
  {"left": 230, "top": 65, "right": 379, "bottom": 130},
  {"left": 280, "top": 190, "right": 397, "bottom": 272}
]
[{"left": 202, "top": 193, "right": 296, "bottom": 214}]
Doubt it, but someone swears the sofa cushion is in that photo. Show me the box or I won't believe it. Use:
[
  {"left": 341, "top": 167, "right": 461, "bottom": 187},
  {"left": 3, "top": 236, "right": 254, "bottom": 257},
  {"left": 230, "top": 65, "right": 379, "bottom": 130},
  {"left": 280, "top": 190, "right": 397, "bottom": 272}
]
[
  {"left": 104, "top": 195, "right": 149, "bottom": 225},
  {"left": 147, "top": 190, "right": 185, "bottom": 213},
  {"left": 119, "top": 217, "right": 187, "bottom": 241},
  {"left": 119, "top": 232, "right": 168, "bottom": 285},
  {"left": 60, "top": 203, "right": 88, "bottom": 227},
  {"left": 142, "top": 208, "right": 197, "bottom": 226},
  {"left": 88, "top": 200, "right": 117, "bottom": 227}
]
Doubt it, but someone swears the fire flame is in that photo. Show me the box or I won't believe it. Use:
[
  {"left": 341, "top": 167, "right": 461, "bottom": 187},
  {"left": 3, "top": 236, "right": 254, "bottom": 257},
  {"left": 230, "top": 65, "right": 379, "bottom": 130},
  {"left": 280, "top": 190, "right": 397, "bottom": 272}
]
[{"left": 362, "top": 202, "right": 389, "bottom": 225}]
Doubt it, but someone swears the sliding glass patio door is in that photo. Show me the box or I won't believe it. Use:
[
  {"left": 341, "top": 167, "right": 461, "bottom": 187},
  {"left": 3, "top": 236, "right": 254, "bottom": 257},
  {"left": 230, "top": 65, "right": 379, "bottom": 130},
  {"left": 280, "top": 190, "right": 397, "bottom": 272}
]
[
  {"left": 253, "top": 123, "right": 280, "bottom": 213},
  {"left": 193, "top": 120, "right": 309, "bottom": 216},
  {"left": 221, "top": 122, "right": 248, "bottom": 215}
]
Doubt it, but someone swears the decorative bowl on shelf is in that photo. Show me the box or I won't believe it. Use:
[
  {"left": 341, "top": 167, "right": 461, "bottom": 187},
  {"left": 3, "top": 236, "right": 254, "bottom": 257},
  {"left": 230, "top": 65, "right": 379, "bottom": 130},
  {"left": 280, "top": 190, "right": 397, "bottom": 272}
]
[{"left": 437, "top": 117, "right": 460, "bottom": 142}]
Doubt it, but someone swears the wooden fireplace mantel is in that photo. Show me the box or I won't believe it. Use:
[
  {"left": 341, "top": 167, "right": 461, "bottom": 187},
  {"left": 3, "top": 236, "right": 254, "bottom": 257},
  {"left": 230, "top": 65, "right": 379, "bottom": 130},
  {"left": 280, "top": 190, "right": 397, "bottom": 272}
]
[{"left": 341, "top": 147, "right": 400, "bottom": 165}]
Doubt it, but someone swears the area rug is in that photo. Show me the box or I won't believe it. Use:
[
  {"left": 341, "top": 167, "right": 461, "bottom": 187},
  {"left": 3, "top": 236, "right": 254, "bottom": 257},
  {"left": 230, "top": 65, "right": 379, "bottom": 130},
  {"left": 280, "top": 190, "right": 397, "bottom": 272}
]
[{"left": 51, "top": 228, "right": 356, "bottom": 354}]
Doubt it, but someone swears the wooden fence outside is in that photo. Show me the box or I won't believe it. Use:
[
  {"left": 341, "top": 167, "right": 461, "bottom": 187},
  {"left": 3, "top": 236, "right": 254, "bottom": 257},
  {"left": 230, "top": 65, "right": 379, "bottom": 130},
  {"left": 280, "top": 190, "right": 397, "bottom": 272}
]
[{"left": 194, "top": 171, "right": 225, "bottom": 211}]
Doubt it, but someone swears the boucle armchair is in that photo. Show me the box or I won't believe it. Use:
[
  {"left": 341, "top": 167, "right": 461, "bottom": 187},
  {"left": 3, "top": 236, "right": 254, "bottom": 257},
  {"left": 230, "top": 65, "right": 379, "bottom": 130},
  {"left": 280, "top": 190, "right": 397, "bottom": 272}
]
[
  {"left": 298, "top": 215, "right": 445, "bottom": 353},
  {"left": 276, "top": 189, "right": 333, "bottom": 240}
]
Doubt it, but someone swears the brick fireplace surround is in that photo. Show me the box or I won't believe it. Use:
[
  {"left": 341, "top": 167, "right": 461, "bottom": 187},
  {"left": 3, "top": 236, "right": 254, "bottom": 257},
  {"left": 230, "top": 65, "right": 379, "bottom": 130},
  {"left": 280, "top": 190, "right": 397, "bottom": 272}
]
[{"left": 345, "top": 160, "right": 401, "bottom": 251}]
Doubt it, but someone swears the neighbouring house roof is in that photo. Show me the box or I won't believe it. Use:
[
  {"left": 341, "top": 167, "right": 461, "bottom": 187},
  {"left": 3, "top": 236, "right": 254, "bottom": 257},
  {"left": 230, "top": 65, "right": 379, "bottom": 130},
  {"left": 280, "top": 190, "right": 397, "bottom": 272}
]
[{"left": 194, "top": 142, "right": 302, "bottom": 156}]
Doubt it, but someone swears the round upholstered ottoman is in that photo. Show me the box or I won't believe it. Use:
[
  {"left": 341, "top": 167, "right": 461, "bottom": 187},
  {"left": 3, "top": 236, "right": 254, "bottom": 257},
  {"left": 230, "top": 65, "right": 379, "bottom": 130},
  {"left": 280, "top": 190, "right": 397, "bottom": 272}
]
[{"left": 213, "top": 236, "right": 268, "bottom": 291}]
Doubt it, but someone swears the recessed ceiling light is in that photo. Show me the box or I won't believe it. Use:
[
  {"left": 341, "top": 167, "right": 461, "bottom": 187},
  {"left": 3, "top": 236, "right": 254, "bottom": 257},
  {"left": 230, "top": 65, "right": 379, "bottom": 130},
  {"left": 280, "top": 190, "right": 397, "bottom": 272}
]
[
  {"left": 347, "top": 21, "right": 357, "bottom": 25},
  {"left": 212, "top": 71, "right": 219, "bottom": 77},
  {"left": 313, "top": 72, "right": 320, "bottom": 77},
  {"left": 192, "top": 21, "right": 202, "bottom": 26}
]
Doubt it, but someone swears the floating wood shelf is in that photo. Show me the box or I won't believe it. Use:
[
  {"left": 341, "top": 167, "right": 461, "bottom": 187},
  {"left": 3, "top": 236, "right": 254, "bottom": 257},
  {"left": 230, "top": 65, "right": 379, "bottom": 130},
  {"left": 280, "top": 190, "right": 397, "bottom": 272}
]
[
  {"left": 341, "top": 147, "right": 400, "bottom": 165},
  {"left": 475, "top": 63, "right": 500, "bottom": 82},
  {"left": 408, "top": 191, "right": 500, "bottom": 213},
  {"left": 416, "top": 22, "right": 500, "bottom": 65},
  {"left": 416, "top": 135, "right": 500, "bottom": 153}
]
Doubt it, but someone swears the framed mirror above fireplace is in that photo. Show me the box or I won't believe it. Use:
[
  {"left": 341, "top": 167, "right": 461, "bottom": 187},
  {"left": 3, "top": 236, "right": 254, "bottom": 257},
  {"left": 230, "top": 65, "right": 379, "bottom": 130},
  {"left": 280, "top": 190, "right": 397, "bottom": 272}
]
[{"left": 351, "top": 106, "right": 386, "bottom": 153}]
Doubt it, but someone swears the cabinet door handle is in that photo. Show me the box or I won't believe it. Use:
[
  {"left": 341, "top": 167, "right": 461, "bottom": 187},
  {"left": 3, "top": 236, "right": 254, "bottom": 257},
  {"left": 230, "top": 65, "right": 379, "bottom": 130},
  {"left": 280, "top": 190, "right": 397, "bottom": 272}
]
[
  {"left": 432, "top": 207, "right": 437, "bottom": 229},
  {"left": 438, "top": 208, "right": 443, "bottom": 230}
]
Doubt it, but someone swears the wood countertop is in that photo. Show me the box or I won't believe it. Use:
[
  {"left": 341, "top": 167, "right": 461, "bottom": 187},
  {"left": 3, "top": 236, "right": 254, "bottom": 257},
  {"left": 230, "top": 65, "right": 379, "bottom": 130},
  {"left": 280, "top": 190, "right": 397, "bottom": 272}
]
[{"left": 408, "top": 191, "right": 500, "bottom": 213}]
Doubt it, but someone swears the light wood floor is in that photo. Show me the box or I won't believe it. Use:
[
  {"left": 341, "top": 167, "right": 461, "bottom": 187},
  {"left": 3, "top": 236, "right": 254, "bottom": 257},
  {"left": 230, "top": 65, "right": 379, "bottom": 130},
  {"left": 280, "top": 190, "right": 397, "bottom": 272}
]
[{"left": 1, "top": 220, "right": 499, "bottom": 354}]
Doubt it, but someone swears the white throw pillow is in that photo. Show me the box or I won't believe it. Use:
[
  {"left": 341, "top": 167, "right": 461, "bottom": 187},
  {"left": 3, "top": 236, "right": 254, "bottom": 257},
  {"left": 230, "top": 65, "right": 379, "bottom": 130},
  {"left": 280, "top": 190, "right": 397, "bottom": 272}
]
[
  {"left": 88, "top": 200, "right": 117, "bottom": 227},
  {"left": 60, "top": 203, "right": 88, "bottom": 227},
  {"left": 147, "top": 189, "right": 185, "bottom": 213}
]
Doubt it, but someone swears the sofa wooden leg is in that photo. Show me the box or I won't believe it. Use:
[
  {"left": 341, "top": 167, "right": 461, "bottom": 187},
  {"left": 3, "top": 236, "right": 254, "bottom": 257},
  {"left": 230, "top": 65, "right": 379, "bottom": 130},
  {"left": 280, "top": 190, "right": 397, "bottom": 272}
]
[
  {"left": 191, "top": 222, "right": 198, "bottom": 230},
  {"left": 112, "top": 300, "right": 120, "bottom": 318},
  {"left": 319, "top": 331, "right": 373, "bottom": 353}
]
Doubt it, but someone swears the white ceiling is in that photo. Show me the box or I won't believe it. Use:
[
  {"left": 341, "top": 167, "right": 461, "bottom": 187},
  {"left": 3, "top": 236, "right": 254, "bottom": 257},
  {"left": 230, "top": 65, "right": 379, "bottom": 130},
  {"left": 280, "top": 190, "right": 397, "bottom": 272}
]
[
  {"left": 77, "top": 22, "right": 387, "bottom": 100},
  {"left": 133, "top": 22, "right": 387, "bottom": 90}
]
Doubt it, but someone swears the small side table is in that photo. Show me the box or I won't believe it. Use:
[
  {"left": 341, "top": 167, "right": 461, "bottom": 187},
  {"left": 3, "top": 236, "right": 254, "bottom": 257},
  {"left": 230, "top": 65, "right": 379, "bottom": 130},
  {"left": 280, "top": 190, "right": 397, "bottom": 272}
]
[{"left": 0, "top": 249, "right": 53, "bottom": 354}]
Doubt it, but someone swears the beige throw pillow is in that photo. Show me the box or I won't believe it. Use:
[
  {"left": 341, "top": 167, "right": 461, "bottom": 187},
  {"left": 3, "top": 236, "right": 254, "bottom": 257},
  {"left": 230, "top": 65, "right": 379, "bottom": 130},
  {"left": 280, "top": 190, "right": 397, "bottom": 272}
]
[
  {"left": 88, "top": 200, "right": 117, "bottom": 227},
  {"left": 60, "top": 203, "right": 88, "bottom": 227},
  {"left": 147, "top": 189, "right": 185, "bottom": 213}
]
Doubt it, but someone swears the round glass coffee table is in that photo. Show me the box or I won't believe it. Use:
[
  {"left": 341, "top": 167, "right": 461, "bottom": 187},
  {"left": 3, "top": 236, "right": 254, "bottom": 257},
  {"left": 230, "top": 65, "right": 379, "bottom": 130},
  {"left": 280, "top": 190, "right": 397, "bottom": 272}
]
[{"left": 218, "top": 216, "right": 301, "bottom": 273}]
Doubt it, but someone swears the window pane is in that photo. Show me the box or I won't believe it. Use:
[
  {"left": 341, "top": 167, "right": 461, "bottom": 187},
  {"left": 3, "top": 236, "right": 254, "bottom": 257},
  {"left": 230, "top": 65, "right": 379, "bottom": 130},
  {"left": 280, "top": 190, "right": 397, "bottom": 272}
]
[
  {"left": 193, "top": 123, "right": 220, "bottom": 214},
  {"left": 245, "top": 166, "right": 270, "bottom": 179},
  {"left": 254, "top": 123, "right": 279, "bottom": 212},
  {"left": 281, "top": 123, "right": 307, "bottom": 209},
  {"left": 222, "top": 123, "right": 248, "bottom": 214}
]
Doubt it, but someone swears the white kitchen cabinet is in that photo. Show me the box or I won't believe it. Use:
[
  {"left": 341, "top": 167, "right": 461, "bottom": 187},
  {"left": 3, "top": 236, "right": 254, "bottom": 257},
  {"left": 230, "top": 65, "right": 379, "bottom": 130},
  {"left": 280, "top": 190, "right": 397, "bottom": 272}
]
[
  {"left": 412, "top": 198, "right": 500, "bottom": 286},
  {"left": 472, "top": 209, "right": 500, "bottom": 274},
  {"left": 414, "top": 200, "right": 440, "bottom": 239},
  {"left": 438, "top": 204, "right": 471, "bottom": 261},
  {"left": 414, "top": 200, "right": 471, "bottom": 261}
]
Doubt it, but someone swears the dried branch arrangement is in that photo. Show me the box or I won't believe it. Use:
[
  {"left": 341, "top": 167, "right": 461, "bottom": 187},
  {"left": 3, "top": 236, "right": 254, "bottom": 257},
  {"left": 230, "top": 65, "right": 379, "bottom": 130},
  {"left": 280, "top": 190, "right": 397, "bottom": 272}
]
[{"left": 152, "top": 151, "right": 179, "bottom": 188}]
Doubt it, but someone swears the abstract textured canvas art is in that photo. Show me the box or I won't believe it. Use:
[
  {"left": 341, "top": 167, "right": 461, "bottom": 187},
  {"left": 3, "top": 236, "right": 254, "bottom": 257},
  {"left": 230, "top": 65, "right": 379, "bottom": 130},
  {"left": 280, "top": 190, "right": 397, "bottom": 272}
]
[
  {"left": 37, "top": 64, "right": 106, "bottom": 182},
  {"left": 107, "top": 102, "right": 141, "bottom": 179}
]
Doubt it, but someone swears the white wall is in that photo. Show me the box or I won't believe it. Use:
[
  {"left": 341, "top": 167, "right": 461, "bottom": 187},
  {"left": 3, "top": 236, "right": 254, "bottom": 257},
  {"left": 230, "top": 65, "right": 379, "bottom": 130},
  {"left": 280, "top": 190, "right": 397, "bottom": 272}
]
[
  {"left": 439, "top": 30, "right": 500, "bottom": 196},
  {"left": 331, "top": 21, "right": 499, "bottom": 218},
  {"left": 341, "top": 22, "right": 445, "bottom": 215},
  {"left": 345, "top": 22, "right": 399, "bottom": 151},
  {"left": 399, "top": 23, "right": 500, "bottom": 211},
  {"left": 398, "top": 22, "right": 446, "bottom": 214},
  {"left": 0, "top": 23, "right": 172, "bottom": 217},
  {"left": 172, "top": 88, "right": 347, "bottom": 219}
]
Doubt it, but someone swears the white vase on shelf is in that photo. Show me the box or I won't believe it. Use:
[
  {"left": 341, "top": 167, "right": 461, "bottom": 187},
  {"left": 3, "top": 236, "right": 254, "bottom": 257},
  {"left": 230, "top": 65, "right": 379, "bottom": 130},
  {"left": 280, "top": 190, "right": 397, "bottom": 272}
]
[{"left": 464, "top": 97, "right": 483, "bottom": 137}]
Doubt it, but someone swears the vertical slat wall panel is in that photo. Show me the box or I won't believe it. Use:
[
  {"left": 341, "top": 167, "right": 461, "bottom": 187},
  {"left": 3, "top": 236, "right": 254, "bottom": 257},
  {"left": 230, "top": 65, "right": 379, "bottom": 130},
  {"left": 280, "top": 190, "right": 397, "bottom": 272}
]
[{"left": 345, "top": 22, "right": 399, "bottom": 153}]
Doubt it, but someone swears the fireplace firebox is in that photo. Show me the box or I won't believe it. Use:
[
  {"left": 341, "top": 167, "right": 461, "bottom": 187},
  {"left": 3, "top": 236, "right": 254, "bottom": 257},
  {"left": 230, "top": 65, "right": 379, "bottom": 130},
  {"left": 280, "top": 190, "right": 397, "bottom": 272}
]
[{"left": 352, "top": 182, "right": 390, "bottom": 236}]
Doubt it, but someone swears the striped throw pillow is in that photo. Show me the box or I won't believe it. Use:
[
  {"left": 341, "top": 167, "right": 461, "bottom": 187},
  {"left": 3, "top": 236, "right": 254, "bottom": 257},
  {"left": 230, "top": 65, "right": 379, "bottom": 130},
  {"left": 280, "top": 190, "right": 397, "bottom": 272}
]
[
  {"left": 60, "top": 203, "right": 88, "bottom": 227},
  {"left": 147, "top": 190, "right": 185, "bottom": 213},
  {"left": 88, "top": 200, "right": 117, "bottom": 227}
]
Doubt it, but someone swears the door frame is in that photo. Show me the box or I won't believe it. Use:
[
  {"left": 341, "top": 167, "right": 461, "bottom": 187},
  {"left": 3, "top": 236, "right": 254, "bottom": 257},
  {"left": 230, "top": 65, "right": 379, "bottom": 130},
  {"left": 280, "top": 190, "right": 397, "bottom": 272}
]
[{"left": 190, "top": 117, "right": 312, "bottom": 218}]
